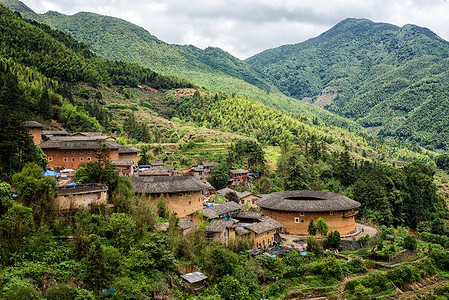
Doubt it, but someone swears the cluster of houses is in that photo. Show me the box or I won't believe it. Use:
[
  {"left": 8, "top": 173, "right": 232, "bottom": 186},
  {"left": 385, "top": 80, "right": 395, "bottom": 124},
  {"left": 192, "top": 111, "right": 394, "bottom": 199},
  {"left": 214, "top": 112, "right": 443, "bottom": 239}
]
[{"left": 25, "top": 121, "right": 361, "bottom": 251}]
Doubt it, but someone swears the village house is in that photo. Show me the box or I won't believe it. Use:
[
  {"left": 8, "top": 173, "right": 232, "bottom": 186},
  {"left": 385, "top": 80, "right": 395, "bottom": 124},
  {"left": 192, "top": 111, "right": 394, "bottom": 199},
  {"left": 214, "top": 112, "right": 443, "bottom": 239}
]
[
  {"left": 184, "top": 162, "right": 219, "bottom": 179},
  {"left": 136, "top": 166, "right": 178, "bottom": 176},
  {"left": 24, "top": 121, "right": 44, "bottom": 145},
  {"left": 215, "top": 188, "right": 261, "bottom": 209},
  {"left": 131, "top": 176, "right": 210, "bottom": 218},
  {"left": 111, "top": 160, "right": 134, "bottom": 176},
  {"left": 257, "top": 190, "right": 360, "bottom": 235},
  {"left": 201, "top": 201, "right": 241, "bottom": 219},
  {"left": 150, "top": 161, "right": 165, "bottom": 168},
  {"left": 42, "top": 130, "right": 70, "bottom": 141},
  {"left": 39, "top": 138, "right": 120, "bottom": 169},
  {"left": 236, "top": 191, "right": 262, "bottom": 208},
  {"left": 38, "top": 136, "right": 140, "bottom": 170},
  {"left": 117, "top": 144, "right": 141, "bottom": 165},
  {"left": 181, "top": 272, "right": 208, "bottom": 292},
  {"left": 197, "top": 202, "right": 282, "bottom": 248},
  {"left": 233, "top": 211, "right": 283, "bottom": 249},
  {"left": 204, "top": 209, "right": 283, "bottom": 248},
  {"left": 230, "top": 169, "right": 250, "bottom": 186},
  {"left": 52, "top": 183, "right": 108, "bottom": 210}
]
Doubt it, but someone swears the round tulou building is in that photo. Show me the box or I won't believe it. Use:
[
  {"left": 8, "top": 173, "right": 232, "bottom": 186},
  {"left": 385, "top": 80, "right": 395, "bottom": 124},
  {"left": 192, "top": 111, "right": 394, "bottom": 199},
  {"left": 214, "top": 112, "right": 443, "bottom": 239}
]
[{"left": 257, "top": 190, "right": 361, "bottom": 235}]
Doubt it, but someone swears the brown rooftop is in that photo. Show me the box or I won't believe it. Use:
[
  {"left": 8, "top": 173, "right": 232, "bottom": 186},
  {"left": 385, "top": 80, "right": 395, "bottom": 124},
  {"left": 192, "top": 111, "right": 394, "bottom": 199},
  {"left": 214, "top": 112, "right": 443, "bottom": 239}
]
[
  {"left": 57, "top": 183, "right": 108, "bottom": 195},
  {"left": 39, "top": 139, "right": 120, "bottom": 150},
  {"left": 257, "top": 190, "right": 361, "bottom": 212},
  {"left": 231, "top": 169, "right": 248, "bottom": 174},
  {"left": 131, "top": 176, "right": 209, "bottom": 194},
  {"left": 111, "top": 160, "right": 134, "bottom": 166},
  {"left": 202, "top": 202, "right": 241, "bottom": 219},
  {"left": 24, "top": 121, "right": 44, "bottom": 128}
]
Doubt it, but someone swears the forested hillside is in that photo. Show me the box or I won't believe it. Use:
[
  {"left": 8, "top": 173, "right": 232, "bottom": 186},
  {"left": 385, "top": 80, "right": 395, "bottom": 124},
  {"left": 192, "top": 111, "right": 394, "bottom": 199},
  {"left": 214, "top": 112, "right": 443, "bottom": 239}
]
[
  {"left": 246, "top": 18, "right": 449, "bottom": 150},
  {"left": 0, "top": 0, "right": 365, "bottom": 132}
]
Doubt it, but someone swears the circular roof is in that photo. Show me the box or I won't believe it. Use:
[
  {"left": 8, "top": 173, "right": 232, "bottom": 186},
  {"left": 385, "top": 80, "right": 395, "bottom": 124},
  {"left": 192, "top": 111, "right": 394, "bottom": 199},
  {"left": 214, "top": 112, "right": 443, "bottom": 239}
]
[{"left": 257, "top": 190, "right": 360, "bottom": 212}]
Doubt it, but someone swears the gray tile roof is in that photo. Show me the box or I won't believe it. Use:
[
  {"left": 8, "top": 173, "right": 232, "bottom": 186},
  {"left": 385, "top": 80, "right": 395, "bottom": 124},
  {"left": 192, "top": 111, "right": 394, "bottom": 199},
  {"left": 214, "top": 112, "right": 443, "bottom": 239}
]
[
  {"left": 57, "top": 183, "right": 108, "bottom": 195},
  {"left": 24, "top": 121, "right": 44, "bottom": 128},
  {"left": 236, "top": 191, "right": 260, "bottom": 199},
  {"left": 257, "top": 190, "right": 361, "bottom": 212},
  {"left": 206, "top": 219, "right": 238, "bottom": 232},
  {"left": 116, "top": 143, "right": 141, "bottom": 153},
  {"left": 202, "top": 162, "right": 218, "bottom": 167},
  {"left": 244, "top": 215, "right": 284, "bottom": 234},
  {"left": 39, "top": 139, "right": 120, "bottom": 150},
  {"left": 131, "top": 176, "right": 209, "bottom": 194},
  {"left": 230, "top": 169, "right": 248, "bottom": 174},
  {"left": 181, "top": 272, "right": 208, "bottom": 283},
  {"left": 76, "top": 132, "right": 103, "bottom": 136},
  {"left": 136, "top": 167, "right": 177, "bottom": 176},
  {"left": 42, "top": 130, "right": 69, "bottom": 136},
  {"left": 111, "top": 160, "right": 134, "bottom": 166},
  {"left": 202, "top": 202, "right": 241, "bottom": 219},
  {"left": 234, "top": 226, "right": 250, "bottom": 235},
  {"left": 179, "top": 219, "right": 196, "bottom": 230},
  {"left": 235, "top": 211, "right": 263, "bottom": 220},
  {"left": 216, "top": 187, "right": 235, "bottom": 196}
]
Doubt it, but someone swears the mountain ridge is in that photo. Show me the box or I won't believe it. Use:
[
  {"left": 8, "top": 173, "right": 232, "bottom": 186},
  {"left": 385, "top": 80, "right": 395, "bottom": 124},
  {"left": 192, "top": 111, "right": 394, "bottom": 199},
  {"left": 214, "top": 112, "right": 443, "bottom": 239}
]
[
  {"left": 246, "top": 18, "right": 449, "bottom": 149},
  {"left": 0, "top": 0, "right": 365, "bottom": 133}
]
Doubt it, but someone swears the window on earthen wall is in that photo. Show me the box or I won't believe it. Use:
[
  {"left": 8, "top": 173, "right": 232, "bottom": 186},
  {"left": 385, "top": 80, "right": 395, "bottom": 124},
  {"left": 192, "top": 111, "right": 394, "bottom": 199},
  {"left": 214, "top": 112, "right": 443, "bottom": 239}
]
[{"left": 295, "top": 217, "right": 299, "bottom": 223}]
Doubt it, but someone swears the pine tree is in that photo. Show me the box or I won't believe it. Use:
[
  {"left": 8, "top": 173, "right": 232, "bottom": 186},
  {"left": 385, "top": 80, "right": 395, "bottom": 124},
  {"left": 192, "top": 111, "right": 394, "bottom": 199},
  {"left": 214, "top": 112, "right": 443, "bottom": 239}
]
[
  {"left": 84, "top": 237, "right": 108, "bottom": 293},
  {"left": 308, "top": 218, "right": 317, "bottom": 236}
]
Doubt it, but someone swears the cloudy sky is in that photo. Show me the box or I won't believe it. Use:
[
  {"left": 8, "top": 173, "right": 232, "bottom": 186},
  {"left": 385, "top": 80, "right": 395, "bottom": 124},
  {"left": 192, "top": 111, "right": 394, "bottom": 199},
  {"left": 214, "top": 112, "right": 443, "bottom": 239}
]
[{"left": 21, "top": 0, "right": 449, "bottom": 59}]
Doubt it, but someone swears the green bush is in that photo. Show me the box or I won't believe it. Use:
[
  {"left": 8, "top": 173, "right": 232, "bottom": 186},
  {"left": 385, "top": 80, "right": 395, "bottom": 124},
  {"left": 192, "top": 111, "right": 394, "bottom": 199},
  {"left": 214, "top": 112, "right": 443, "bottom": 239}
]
[
  {"left": 346, "top": 258, "right": 367, "bottom": 274},
  {"left": 109, "top": 277, "right": 142, "bottom": 299},
  {"left": 403, "top": 234, "right": 417, "bottom": 251},
  {"left": 45, "top": 283, "right": 78, "bottom": 300},
  {"left": 3, "top": 285, "right": 42, "bottom": 300}
]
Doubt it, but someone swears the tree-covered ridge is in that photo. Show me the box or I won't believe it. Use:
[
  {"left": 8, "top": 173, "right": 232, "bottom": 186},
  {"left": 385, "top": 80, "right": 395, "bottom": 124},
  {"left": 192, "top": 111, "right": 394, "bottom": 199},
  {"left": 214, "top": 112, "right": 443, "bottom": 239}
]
[
  {"left": 246, "top": 18, "right": 449, "bottom": 150},
  {"left": 0, "top": 4, "right": 192, "bottom": 89},
  {"left": 140, "top": 88, "right": 435, "bottom": 165},
  {"left": 2, "top": 0, "right": 368, "bottom": 132}
]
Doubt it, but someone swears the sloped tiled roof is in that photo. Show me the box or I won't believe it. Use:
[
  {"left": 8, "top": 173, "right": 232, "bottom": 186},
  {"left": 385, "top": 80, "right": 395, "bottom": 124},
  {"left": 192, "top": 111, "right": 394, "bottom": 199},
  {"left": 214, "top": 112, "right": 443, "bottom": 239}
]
[
  {"left": 24, "top": 121, "right": 44, "bottom": 128},
  {"left": 230, "top": 169, "right": 248, "bottom": 174},
  {"left": 202, "top": 202, "right": 241, "bottom": 219},
  {"left": 245, "top": 215, "right": 283, "bottom": 234},
  {"left": 131, "top": 176, "right": 209, "bottom": 194},
  {"left": 181, "top": 272, "right": 208, "bottom": 283},
  {"left": 42, "top": 130, "right": 69, "bottom": 136},
  {"left": 116, "top": 143, "right": 141, "bottom": 153},
  {"left": 179, "top": 219, "right": 196, "bottom": 230},
  {"left": 206, "top": 219, "right": 238, "bottom": 232},
  {"left": 257, "top": 190, "right": 361, "bottom": 212},
  {"left": 235, "top": 211, "right": 263, "bottom": 220},
  {"left": 202, "top": 162, "right": 218, "bottom": 167},
  {"left": 136, "top": 167, "right": 177, "bottom": 176},
  {"left": 111, "top": 160, "right": 134, "bottom": 166},
  {"left": 57, "top": 183, "right": 108, "bottom": 195},
  {"left": 216, "top": 187, "right": 235, "bottom": 196},
  {"left": 234, "top": 226, "right": 251, "bottom": 235},
  {"left": 39, "top": 139, "right": 120, "bottom": 150}
]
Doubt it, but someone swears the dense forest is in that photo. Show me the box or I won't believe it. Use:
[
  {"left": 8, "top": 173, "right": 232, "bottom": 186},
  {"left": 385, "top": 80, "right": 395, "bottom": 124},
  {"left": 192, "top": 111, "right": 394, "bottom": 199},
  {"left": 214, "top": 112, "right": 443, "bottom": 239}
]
[
  {"left": 2, "top": 0, "right": 369, "bottom": 132},
  {"left": 247, "top": 18, "right": 449, "bottom": 150}
]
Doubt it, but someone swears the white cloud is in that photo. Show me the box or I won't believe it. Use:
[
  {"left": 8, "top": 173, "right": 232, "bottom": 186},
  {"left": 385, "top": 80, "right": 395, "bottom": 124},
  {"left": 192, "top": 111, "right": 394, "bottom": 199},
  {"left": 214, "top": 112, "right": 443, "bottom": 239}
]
[{"left": 20, "top": 0, "right": 449, "bottom": 59}]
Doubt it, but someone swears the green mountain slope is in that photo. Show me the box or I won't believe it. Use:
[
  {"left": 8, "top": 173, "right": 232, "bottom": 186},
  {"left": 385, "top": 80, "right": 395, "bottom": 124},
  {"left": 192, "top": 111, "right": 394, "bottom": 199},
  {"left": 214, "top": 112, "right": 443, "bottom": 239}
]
[
  {"left": 246, "top": 18, "right": 449, "bottom": 149},
  {"left": 0, "top": 0, "right": 364, "bottom": 132},
  {"left": 0, "top": 2, "right": 438, "bottom": 169}
]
